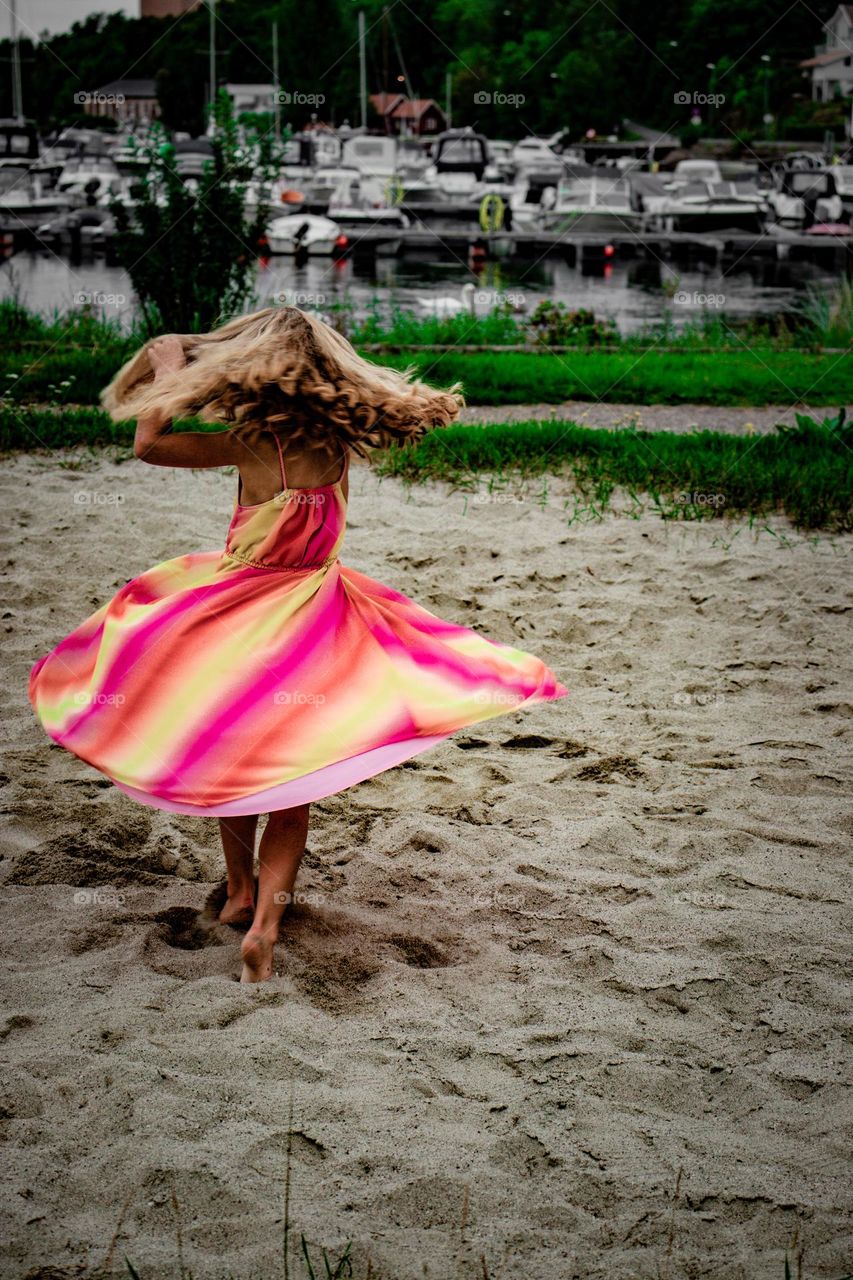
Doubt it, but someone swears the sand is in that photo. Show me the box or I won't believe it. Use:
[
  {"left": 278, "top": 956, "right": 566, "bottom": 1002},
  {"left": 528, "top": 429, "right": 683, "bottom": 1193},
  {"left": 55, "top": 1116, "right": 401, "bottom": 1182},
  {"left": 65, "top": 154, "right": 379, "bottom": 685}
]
[
  {"left": 0, "top": 449, "right": 851, "bottom": 1280},
  {"left": 458, "top": 401, "right": 853, "bottom": 435}
]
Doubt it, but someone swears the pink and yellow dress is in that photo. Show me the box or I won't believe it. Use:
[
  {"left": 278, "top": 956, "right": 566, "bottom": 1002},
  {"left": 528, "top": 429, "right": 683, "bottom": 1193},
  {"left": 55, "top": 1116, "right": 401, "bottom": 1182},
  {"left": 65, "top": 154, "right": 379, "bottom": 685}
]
[{"left": 29, "top": 435, "right": 568, "bottom": 816}]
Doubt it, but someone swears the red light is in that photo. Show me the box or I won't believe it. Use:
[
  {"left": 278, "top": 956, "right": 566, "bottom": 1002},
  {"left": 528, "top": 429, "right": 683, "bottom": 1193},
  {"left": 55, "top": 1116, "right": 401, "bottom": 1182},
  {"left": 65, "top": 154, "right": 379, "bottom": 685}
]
[
  {"left": 335, "top": 234, "right": 349, "bottom": 247},
  {"left": 604, "top": 243, "right": 615, "bottom": 257}
]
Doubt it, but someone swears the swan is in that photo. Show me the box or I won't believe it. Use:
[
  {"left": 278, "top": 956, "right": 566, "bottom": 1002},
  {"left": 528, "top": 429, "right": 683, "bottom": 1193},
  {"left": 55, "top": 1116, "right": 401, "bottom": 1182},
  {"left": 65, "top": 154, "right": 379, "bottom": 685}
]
[{"left": 416, "top": 281, "right": 477, "bottom": 318}]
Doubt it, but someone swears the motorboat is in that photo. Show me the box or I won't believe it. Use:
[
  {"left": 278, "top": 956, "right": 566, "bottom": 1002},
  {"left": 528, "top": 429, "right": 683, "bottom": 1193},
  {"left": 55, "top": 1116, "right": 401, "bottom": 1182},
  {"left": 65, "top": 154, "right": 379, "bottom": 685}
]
[
  {"left": 0, "top": 162, "right": 72, "bottom": 231},
  {"left": 537, "top": 175, "right": 641, "bottom": 234},
  {"left": 766, "top": 168, "right": 843, "bottom": 229},
  {"left": 422, "top": 129, "right": 498, "bottom": 197},
  {"left": 265, "top": 212, "right": 344, "bottom": 256},
  {"left": 511, "top": 136, "right": 560, "bottom": 171},
  {"left": 635, "top": 172, "right": 767, "bottom": 233}
]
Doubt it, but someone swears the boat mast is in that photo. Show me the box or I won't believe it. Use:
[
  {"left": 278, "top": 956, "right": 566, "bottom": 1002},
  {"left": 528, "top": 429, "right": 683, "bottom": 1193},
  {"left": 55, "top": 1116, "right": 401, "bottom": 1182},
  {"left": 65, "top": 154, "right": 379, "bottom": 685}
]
[
  {"left": 358, "top": 10, "right": 367, "bottom": 131},
  {"left": 272, "top": 20, "right": 280, "bottom": 140},
  {"left": 10, "top": 0, "right": 23, "bottom": 123},
  {"left": 208, "top": 0, "right": 216, "bottom": 113}
]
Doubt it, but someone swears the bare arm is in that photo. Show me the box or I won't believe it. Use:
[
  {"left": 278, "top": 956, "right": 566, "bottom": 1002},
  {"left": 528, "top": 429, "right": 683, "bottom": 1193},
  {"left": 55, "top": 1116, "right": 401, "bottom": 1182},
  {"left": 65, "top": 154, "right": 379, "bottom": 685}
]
[{"left": 133, "top": 335, "right": 239, "bottom": 469}]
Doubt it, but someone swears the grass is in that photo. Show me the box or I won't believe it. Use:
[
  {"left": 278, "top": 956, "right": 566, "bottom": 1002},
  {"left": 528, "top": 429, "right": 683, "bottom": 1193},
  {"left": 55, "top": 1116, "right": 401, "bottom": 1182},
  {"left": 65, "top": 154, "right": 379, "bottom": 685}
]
[
  {"left": 795, "top": 277, "right": 853, "bottom": 349},
  {"left": 379, "top": 349, "right": 852, "bottom": 407},
  {"left": 372, "top": 410, "right": 853, "bottom": 532},
  {"left": 7, "top": 345, "right": 850, "bottom": 408},
  {"left": 0, "top": 298, "right": 850, "bottom": 409}
]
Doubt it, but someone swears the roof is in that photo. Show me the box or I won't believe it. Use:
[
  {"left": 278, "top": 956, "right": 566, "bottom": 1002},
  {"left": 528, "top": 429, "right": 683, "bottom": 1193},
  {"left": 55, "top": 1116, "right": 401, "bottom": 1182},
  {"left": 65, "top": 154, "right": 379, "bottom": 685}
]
[
  {"left": 369, "top": 93, "right": 443, "bottom": 121},
  {"left": 95, "top": 79, "right": 158, "bottom": 96},
  {"left": 389, "top": 98, "right": 441, "bottom": 121},
  {"left": 800, "top": 48, "right": 852, "bottom": 66},
  {"left": 369, "top": 93, "right": 405, "bottom": 115}
]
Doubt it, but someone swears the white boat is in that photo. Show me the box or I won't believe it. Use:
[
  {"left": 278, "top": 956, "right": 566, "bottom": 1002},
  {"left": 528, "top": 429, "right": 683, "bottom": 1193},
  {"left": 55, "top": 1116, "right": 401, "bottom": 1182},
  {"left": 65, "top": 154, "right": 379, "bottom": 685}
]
[
  {"left": 766, "top": 168, "right": 843, "bottom": 229},
  {"left": 0, "top": 162, "right": 71, "bottom": 230},
  {"left": 511, "top": 137, "right": 560, "bottom": 172},
  {"left": 422, "top": 129, "right": 499, "bottom": 198},
  {"left": 537, "top": 176, "right": 641, "bottom": 233},
  {"left": 636, "top": 174, "right": 768, "bottom": 233},
  {"left": 265, "top": 213, "right": 343, "bottom": 256}
]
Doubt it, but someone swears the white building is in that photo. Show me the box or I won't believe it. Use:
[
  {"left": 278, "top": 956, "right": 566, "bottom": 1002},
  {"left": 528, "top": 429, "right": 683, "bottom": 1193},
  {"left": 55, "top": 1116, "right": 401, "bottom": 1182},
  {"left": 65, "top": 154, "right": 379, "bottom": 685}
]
[
  {"left": 224, "top": 84, "right": 277, "bottom": 114},
  {"left": 801, "top": 4, "right": 853, "bottom": 101}
]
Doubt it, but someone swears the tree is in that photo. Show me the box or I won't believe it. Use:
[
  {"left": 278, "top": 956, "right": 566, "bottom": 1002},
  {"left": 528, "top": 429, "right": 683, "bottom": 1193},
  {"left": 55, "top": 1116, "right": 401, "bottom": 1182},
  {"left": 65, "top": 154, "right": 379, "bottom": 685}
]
[{"left": 109, "top": 91, "right": 279, "bottom": 335}]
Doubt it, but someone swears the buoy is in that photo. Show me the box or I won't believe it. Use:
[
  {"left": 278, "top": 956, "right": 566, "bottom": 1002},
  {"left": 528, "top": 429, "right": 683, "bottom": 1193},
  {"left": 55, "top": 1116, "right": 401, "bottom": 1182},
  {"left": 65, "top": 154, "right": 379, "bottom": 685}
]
[{"left": 479, "top": 194, "right": 504, "bottom": 233}]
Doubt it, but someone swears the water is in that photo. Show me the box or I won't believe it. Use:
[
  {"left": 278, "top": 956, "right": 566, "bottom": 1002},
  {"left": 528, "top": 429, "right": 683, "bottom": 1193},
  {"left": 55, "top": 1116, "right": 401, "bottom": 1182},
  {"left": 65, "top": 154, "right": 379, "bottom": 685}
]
[{"left": 0, "top": 246, "right": 839, "bottom": 335}]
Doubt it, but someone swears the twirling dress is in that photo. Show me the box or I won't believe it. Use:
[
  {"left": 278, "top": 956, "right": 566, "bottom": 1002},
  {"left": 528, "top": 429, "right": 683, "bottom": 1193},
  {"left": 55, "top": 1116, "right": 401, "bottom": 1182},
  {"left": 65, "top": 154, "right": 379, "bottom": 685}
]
[{"left": 29, "top": 435, "right": 568, "bottom": 816}]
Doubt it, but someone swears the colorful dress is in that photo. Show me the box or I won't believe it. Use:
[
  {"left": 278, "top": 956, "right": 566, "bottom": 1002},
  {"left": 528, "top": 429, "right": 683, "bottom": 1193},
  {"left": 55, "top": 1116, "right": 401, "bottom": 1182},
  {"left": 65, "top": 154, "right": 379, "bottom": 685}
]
[{"left": 29, "top": 434, "right": 568, "bottom": 816}]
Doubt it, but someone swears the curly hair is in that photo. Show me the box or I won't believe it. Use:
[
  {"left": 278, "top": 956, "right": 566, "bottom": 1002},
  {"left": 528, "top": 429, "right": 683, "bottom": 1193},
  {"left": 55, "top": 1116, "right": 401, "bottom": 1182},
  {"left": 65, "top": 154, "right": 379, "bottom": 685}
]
[{"left": 101, "top": 306, "right": 463, "bottom": 457}]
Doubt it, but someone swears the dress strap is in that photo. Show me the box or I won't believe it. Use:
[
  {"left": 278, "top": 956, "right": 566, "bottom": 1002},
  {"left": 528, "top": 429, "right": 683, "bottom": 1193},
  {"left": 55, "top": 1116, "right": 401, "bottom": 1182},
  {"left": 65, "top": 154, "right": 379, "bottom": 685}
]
[{"left": 271, "top": 431, "right": 288, "bottom": 491}]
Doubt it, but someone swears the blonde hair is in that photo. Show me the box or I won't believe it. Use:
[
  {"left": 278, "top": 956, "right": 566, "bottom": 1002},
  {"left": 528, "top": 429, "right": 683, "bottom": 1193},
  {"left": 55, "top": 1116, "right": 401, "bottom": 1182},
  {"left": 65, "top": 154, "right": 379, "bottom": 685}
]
[{"left": 101, "top": 306, "right": 463, "bottom": 456}]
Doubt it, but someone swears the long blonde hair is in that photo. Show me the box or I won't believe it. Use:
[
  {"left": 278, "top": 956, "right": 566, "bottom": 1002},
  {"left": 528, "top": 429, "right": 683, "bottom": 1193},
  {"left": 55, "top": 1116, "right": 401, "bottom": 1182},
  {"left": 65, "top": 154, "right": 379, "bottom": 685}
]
[{"left": 102, "top": 306, "right": 463, "bottom": 456}]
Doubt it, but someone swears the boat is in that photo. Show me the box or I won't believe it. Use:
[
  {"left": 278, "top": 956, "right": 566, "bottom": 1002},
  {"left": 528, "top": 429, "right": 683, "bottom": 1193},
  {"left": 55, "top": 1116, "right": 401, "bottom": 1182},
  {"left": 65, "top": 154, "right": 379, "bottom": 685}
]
[
  {"left": 265, "top": 212, "right": 344, "bottom": 256},
  {"left": 635, "top": 173, "right": 767, "bottom": 233},
  {"left": 537, "top": 175, "right": 642, "bottom": 234},
  {"left": 766, "top": 168, "right": 843, "bottom": 229},
  {"left": 422, "top": 129, "right": 498, "bottom": 197},
  {"left": 0, "top": 161, "right": 72, "bottom": 232}
]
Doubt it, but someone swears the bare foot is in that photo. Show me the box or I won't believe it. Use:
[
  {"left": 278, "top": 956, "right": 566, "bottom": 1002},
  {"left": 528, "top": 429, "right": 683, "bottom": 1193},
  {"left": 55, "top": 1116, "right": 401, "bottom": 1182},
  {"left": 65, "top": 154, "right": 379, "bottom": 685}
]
[
  {"left": 219, "top": 891, "right": 255, "bottom": 928},
  {"left": 240, "top": 928, "right": 276, "bottom": 983}
]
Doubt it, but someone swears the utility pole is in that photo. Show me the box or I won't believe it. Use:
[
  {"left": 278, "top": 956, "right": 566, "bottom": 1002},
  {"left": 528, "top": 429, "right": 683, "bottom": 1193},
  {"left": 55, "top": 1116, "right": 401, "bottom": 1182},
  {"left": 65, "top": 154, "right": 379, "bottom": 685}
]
[
  {"left": 208, "top": 0, "right": 216, "bottom": 113},
  {"left": 272, "top": 20, "right": 280, "bottom": 140},
  {"left": 358, "top": 10, "right": 367, "bottom": 131},
  {"left": 10, "top": 0, "right": 23, "bottom": 123}
]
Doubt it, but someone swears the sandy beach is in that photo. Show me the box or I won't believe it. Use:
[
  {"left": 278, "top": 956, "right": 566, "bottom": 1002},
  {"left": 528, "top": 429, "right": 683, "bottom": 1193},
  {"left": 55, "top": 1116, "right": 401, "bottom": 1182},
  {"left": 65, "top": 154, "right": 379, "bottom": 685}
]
[{"left": 1, "top": 449, "right": 851, "bottom": 1279}]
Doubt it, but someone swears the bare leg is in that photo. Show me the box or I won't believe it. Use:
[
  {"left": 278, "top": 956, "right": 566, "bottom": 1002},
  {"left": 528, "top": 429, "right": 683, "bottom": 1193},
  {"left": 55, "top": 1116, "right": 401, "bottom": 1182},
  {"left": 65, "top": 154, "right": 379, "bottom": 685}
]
[
  {"left": 218, "top": 815, "right": 258, "bottom": 926},
  {"left": 240, "top": 804, "right": 310, "bottom": 983}
]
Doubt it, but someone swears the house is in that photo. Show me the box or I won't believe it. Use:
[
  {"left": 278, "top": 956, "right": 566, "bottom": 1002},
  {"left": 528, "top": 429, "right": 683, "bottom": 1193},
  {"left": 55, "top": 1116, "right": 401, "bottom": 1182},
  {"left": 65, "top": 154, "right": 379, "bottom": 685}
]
[
  {"left": 82, "top": 79, "right": 161, "bottom": 125},
  {"left": 224, "top": 84, "right": 277, "bottom": 114},
  {"left": 801, "top": 4, "right": 853, "bottom": 100},
  {"left": 141, "top": 0, "right": 202, "bottom": 16},
  {"left": 368, "top": 93, "right": 446, "bottom": 136}
]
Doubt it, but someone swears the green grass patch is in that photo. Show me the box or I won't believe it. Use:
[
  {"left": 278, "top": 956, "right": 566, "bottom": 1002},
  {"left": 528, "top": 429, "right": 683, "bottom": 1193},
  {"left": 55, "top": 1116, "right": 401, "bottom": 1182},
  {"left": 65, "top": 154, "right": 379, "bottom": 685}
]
[
  {"left": 0, "top": 296, "right": 849, "bottom": 409},
  {"left": 373, "top": 411, "right": 853, "bottom": 532},
  {"left": 378, "top": 350, "right": 852, "bottom": 407}
]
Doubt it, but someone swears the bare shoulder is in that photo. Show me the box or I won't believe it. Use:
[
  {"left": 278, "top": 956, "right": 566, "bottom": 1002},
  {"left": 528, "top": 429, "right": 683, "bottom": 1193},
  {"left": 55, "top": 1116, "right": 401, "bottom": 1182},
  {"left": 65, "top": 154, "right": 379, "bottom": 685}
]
[{"left": 232, "top": 428, "right": 350, "bottom": 504}]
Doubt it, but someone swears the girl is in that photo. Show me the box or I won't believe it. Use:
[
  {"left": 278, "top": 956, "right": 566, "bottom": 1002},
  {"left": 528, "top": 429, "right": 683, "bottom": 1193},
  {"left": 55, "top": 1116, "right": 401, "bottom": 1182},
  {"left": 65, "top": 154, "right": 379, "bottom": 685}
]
[{"left": 29, "top": 306, "right": 568, "bottom": 983}]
